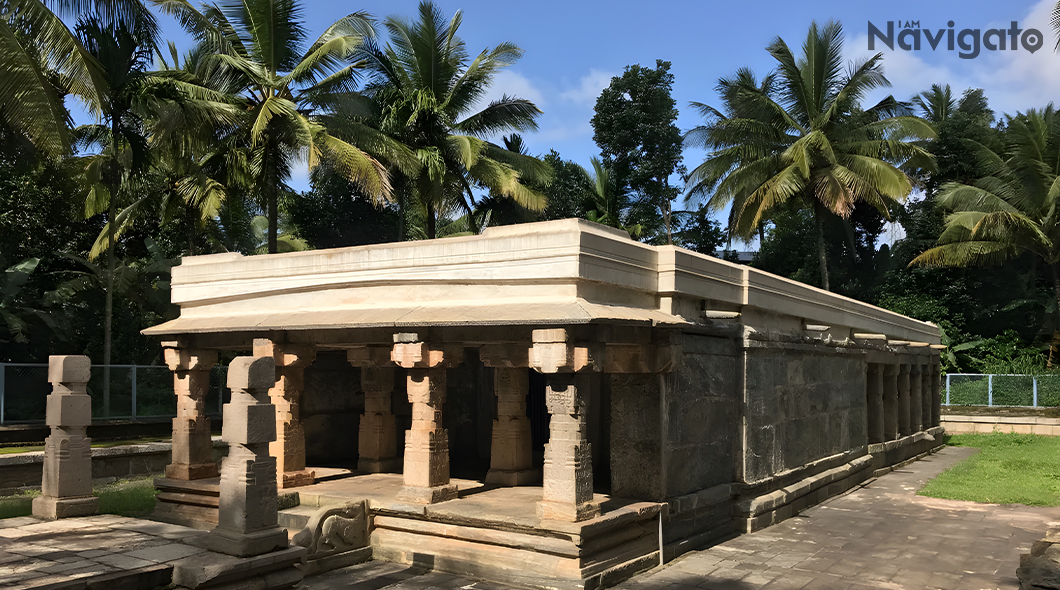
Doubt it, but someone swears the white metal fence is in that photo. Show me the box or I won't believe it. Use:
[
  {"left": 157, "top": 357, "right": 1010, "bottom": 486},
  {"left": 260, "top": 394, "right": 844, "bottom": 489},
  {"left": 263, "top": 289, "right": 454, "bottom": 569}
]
[
  {"left": 0, "top": 363, "right": 229, "bottom": 425},
  {"left": 944, "top": 373, "right": 1060, "bottom": 408}
]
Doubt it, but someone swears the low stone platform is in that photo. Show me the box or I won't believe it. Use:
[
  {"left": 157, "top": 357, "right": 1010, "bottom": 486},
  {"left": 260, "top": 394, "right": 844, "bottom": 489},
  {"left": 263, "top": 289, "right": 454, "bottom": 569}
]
[{"left": 282, "top": 473, "right": 664, "bottom": 590}]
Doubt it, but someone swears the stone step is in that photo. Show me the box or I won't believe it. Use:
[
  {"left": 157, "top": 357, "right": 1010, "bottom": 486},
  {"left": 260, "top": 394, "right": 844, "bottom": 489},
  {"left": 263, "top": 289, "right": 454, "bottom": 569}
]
[
  {"left": 26, "top": 563, "right": 173, "bottom": 590},
  {"left": 278, "top": 505, "right": 320, "bottom": 531}
]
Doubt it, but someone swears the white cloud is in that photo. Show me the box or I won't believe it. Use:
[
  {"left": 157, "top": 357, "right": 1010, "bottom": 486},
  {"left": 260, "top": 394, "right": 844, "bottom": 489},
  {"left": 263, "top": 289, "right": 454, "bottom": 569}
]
[
  {"left": 560, "top": 69, "right": 615, "bottom": 105},
  {"left": 849, "top": 0, "right": 1060, "bottom": 117},
  {"left": 473, "top": 69, "right": 546, "bottom": 111}
]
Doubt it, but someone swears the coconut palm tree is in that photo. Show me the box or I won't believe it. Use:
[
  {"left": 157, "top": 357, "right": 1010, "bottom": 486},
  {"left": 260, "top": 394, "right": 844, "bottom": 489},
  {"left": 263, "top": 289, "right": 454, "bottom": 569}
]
[
  {"left": 912, "top": 84, "right": 956, "bottom": 125},
  {"left": 0, "top": 0, "right": 153, "bottom": 156},
  {"left": 912, "top": 106, "right": 1060, "bottom": 313},
  {"left": 684, "top": 21, "right": 935, "bottom": 291},
  {"left": 582, "top": 157, "right": 645, "bottom": 238},
  {"left": 361, "top": 1, "right": 549, "bottom": 239},
  {"left": 153, "top": 0, "right": 416, "bottom": 253}
]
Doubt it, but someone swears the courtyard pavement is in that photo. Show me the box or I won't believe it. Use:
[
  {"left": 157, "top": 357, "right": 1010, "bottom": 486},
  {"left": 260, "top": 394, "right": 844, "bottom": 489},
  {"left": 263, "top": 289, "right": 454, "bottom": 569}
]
[
  {"left": 2, "top": 446, "right": 1056, "bottom": 589},
  {"left": 304, "top": 446, "right": 1059, "bottom": 590}
]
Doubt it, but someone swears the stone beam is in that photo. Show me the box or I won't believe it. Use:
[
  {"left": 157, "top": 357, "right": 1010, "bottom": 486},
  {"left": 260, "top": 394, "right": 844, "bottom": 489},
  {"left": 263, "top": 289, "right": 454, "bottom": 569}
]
[{"left": 254, "top": 339, "right": 316, "bottom": 488}]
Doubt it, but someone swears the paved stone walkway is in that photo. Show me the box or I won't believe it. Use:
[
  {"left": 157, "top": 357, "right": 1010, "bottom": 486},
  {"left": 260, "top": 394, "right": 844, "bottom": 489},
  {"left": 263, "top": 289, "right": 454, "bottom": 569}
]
[
  {"left": 617, "top": 446, "right": 1060, "bottom": 590},
  {"left": 0, "top": 514, "right": 206, "bottom": 588}
]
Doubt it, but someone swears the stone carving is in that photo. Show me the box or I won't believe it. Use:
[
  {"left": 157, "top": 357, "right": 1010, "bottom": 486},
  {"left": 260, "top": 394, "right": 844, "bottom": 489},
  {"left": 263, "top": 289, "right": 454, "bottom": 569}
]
[
  {"left": 538, "top": 374, "right": 599, "bottom": 522},
  {"left": 207, "top": 355, "right": 289, "bottom": 558},
  {"left": 254, "top": 339, "right": 317, "bottom": 488},
  {"left": 163, "top": 345, "right": 219, "bottom": 480},
  {"left": 354, "top": 362, "right": 400, "bottom": 473},
  {"left": 33, "top": 355, "right": 98, "bottom": 519},
  {"left": 485, "top": 367, "right": 538, "bottom": 486},
  {"left": 292, "top": 501, "right": 368, "bottom": 558},
  {"left": 1017, "top": 526, "right": 1060, "bottom": 589}
]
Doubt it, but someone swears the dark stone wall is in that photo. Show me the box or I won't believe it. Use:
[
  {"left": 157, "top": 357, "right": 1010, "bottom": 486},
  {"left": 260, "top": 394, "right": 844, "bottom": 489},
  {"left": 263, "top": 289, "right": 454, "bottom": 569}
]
[
  {"left": 303, "top": 351, "right": 362, "bottom": 467},
  {"left": 741, "top": 348, "right": 867, "bottom": 483},
  {"left": 609, "top": 332, "right": 738, "bottom": 502}
]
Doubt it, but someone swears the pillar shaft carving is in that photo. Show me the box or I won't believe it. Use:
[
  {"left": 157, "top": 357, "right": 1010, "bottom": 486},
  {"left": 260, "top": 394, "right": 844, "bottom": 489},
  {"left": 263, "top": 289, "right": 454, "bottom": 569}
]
[
  {"left": 208, "top": 356, "right": 288, "bottom": 557},
  {"left": 33, "top": 356, "right": 98, "bottom": 519},
  {"left": 164, "top": 346, "right": 219, "bottom": 480},
  {"left": 883, "top": 365, "right": 899, "bottom": 441},
  {"left": 866, "top": 364, "right": 885, "bottom": 444},
  {"left": 355, "top": 358, "right": 400, "bottom": 473},
  {"left": 897, "top": 364, "right": 912, "bottom": 437},
  {"left": 538, "top": 374, "right": 599, "bottom": 522},
  {"left": 254, "top": 339, "right": 316, "bottom": 488},
  {"left": 922, "top": 365, "right": 934, "bottom": 429},
  {"left": 485, "top": 367, "right": 538, "bottom": 485},
  {"left": 931, "top": 363, "right": 942, "bottom": 427},
  {"left": 909, "top": 364, "right": 923, "bottom": 433},
  {"left": 392, "top": 334, "right": 461, "bottom": 504}
]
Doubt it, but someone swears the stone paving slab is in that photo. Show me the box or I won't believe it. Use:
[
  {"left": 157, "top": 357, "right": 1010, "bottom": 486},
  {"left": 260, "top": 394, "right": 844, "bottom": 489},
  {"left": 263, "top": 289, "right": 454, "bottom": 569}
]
[
  {"left": 617, "top": 446, "right": 1060, "bottom": 590},
  {"left": 0, "top": 514, "right": 208, "bottom": 589}
]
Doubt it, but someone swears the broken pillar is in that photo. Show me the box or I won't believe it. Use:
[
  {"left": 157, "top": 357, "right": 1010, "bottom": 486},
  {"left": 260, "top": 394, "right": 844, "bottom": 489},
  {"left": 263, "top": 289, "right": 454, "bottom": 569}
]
[
  {"left": 163, "top": 344, "right": 219, "bottom": 480},
  {"left": 254, "top": 339, "right": 317, "bottom": 488},
  {"left": 207, "top": 355, "right": 288, "bottom": 557},
  {"left": 32, "top": 355, "right": 98, "bottom": 519},
  {"left": 392, "top": 334, "right": 462, "bottom": 504},
  {"left": 348, "top": 346, "right": 401, "bottom": 473}
]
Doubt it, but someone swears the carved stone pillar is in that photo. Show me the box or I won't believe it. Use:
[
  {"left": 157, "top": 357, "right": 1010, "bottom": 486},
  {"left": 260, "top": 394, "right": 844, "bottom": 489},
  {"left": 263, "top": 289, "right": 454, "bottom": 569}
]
[
  {"left": 909, "top": 363, "right": 923, "bottom": 433},
  {"left": 163, "top": 344, "right": 219, "bottom": 480},
  {"left": 254, "top": 339, "right": 316, "bottom": 488},
  {"left": 922, "top": 364, "right": 934, "bottom": 428},
  {"left": 480, "top": 344, "right": 538, "bottom": 486},
  {"left": 866, "top": 364, "right": 884, "bottom": 444},
  {"left": 538, "top": 374, "right": 598, "bottom": 522},
  {"left": 931, "top": 363, "right": 942, "bottom": 427},
  {"left": 531, "top": 329, "right": 600, "bottom": 522},
  {"left": 883, "top": 365, "right": 899, "bottom": 441},
  {"left": 208, "top": 356, "right": 287, "bottom": 557},
  {"left": 349, "top": 345, "right": 401, "bottom": 473},
  {"left": 898, "top": 364, "right": 912, "bottom": 437},
  {"left": 33, "top": 355, "right": 98, "bottom": 519},
  {"left": 392, "top": 334, "right": 462, "bottom": 504}
]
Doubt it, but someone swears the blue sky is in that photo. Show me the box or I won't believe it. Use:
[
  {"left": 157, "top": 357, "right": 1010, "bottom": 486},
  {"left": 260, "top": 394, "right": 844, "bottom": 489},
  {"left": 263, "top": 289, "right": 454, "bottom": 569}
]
[{"left": 74, "top": 0, "right": 1060, "bottom": 230}]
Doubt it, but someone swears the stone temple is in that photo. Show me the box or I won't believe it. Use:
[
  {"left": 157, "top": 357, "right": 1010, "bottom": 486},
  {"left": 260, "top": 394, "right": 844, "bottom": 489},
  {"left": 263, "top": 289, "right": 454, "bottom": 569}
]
[{"left": 143, "top": 219, "right": 943, "bottom": 589}]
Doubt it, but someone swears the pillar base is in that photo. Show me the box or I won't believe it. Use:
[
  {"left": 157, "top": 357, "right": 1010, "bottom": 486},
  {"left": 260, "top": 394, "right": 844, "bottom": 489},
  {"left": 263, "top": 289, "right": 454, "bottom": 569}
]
[
  {"left": 280, "top": 469, "right": 316, "bottom": 489},
  {"left": 166, "top": 462, "right": 219, "bottom": 480},
  {"left": 485, "top": 468, "right": 541, "bottom": 486},
  {"left": 537, "top": 500, "right": 600, "bottom": 523},
  {"left": 207, "top": 526, "right": 289, "bottom": 558},
  {"left": 32, "top": 495, "right": 98, "bottom": 520},
  {"left": 357, "top": 457, "right": 402, "bottom": 474},
  {"left": 396, "top": 484, "right": 458, "bottom": 504}
]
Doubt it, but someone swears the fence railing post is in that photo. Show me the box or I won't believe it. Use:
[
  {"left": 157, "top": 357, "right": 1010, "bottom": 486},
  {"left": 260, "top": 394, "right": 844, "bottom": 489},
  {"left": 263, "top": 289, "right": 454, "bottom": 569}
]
[
  {"left": 1033, "top": 376, "right": 1039, "bottom": 408},
  {"left": 131, "top": 364, "right": 137, "bottom": 419},
  {"left": 946, "top": 373, "right": 951, "bottom": 406},
  {"left": 0, "top": 363, "right": 5, "bottom": 424},
  {"left": 988, "top": 374, "right": 993, "bottom": 406}
]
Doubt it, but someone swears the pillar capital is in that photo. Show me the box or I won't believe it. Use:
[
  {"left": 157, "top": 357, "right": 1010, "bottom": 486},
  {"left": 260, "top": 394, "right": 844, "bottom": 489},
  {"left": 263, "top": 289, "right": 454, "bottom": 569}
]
[
  {"left": 253, "top": 339, "right": 316, "bottom": 368},
  {"left": 164, "top": 347, "right": 218, "bottom": 372},
  {"left": 391, "top": 336, "right": 463, "bottom": 369},
  {"left": 529, "top": 329, "right": 601, "bottom": 374},
  {"left": 347, "top": 345, "right": 394, "bottom": 368}
]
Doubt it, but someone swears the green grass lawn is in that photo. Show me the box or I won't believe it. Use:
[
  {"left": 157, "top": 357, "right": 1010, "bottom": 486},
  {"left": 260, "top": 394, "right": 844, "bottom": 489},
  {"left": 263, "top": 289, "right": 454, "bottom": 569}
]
[
  {"left": 0, "top": 437, "right": 170, "bottom": 455},
  {"left": 0, "top": 476, "right": 158, "bottom": 519},
  {"left": 918, "top": 433, "right": 1060, "bottom": 506}
]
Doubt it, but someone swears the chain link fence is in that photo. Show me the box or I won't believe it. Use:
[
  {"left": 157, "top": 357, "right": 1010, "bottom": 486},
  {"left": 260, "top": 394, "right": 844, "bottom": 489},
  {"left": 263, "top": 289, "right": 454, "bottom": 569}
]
[
  {"left": 944, "top": 373, "right": 1060, "bottom": 407},
  {"left": 0, "top": 363, "right": 229, "bottom": 425}
]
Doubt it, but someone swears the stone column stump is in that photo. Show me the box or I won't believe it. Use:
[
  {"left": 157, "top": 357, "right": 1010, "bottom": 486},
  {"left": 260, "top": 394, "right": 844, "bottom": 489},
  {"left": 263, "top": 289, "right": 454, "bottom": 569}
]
[
  {"left": 207, "top": 356, "right": 288, "bottom": 557},
  {"left": 32, "top": 355, "right": 98, "bottom": 519},
  {"left": 254, "top": 339, "right": 316, "bottom": 488},
  {"left": 538, "top": 374, "right": 599, "bottom": 522},
  {"left": 163, "top": 345, "right": 219, "bottom": 480}
]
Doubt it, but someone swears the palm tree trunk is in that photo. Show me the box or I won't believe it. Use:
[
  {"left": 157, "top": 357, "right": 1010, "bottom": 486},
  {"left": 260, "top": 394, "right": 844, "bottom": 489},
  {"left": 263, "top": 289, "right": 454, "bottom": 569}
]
[
  {"left": 1049, "top": 263, "right": 1060, "bottom": 368},
  {"left": 427, "top": 204, "right": 436, "bottom": 239},
  {"left": 813, "top": 199, "right": 830, "bottom": 291},
  {"left": 103, "top": 194, "right": 114, "bottom": 419},
  {"left": 267, "top": 187, "right": 278, "bottom": 254}
]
